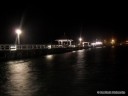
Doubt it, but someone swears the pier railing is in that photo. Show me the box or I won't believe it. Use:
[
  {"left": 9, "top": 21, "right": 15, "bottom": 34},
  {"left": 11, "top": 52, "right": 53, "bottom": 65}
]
[{"left": 0, "top": 44, "right": 76, "bottom": 51}]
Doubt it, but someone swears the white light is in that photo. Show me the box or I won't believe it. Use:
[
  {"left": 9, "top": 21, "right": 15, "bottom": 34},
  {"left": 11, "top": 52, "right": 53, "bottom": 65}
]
[
  {"left": 16, "top": 29, "right": 22, "bottom": 35},
  {"left": 95, "top": 41, "right": 103, "bottom": 45},
  {"left": 47, "top": 45, "right": 52, "bottom": 49},
  {"left": 91, "top": 41, "right": 103, "bottom": 46},
  {"left": 10, "top": 45, "right": 17, "bottom": 51},
  {"left": 46, "top": 55, "right": 53, "bottom": 60},
  {"left": 10, "top": 49, "right": 17, "bottom": 51},
  {"left": 15, "top": 29, "right": 22, "bottom": 45},
  {"left": 91, "top": 43, "right": 96, "bottom": 46},
  {"left": 79, "top": 37, "right": 82, "bottom": 42}
]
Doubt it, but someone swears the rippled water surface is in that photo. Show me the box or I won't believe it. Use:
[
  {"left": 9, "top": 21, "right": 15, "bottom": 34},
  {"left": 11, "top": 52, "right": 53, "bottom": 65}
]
[{"left": 0, "top": 47, "right": 128, "bottom": 96}]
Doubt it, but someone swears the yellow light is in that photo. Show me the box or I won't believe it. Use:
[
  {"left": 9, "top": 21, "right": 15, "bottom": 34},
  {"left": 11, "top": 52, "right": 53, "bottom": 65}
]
[{"left": 111, "top": 39, "right": 115, "bottom": 44}]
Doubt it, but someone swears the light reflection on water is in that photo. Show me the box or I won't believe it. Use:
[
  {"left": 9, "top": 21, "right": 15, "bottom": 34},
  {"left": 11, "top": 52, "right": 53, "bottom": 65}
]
[
  {"left": 0, "top": 47, "right": 128, "bottom": 96},
  {"left": 72, "top": 49, "right": 87, "bottom": 95},
  {"left": 46, "top": 55, "right": 54, "bottom": 60},
  {"left": 4, "top": 60, "right": 39, "bottom": 96},
  {"left": 72, "top": 51, "right": 76, "bottom": 53},
  {"left": 75, "top": 49, "right": 86, "bottom": 77}
]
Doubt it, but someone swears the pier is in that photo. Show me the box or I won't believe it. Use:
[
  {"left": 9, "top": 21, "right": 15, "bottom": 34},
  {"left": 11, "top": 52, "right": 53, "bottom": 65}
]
[
  {"left": 0, "top": 44, "right": 85, "bottom": 61},
  {"left": 0, "top": 44, "right": 76, "bottom": 51}
]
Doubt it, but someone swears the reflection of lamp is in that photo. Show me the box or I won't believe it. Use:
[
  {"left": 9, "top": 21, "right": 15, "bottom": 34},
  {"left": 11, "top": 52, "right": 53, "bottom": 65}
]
[
  {"left": 46, "top": 55, "right": 53, "bottom": 60},
  {"left": 16, "top": 29, "right": 22, "bottom": 44},
  {"left": 7, "top": 62, "right": 33, "bottom": 96}
]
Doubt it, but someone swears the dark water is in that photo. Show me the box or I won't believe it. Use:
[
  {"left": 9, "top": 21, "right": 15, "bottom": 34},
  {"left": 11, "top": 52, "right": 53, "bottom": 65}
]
[{"left": 0, "top": 47, "right": 128, "bottom": 96}]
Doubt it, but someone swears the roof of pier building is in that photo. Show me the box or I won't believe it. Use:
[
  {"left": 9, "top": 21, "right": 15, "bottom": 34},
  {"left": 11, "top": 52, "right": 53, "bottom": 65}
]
[
  {"left": 55, "top": 33, "right": 73, "bottom": 42},
  {"left": 55, "top": 39, "right": 73, "bottom": 42}
]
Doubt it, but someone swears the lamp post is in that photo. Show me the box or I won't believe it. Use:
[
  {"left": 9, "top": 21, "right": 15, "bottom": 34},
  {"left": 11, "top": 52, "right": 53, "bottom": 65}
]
[{"left": 15, "top": 29, "right": 22, "bottom": 45}]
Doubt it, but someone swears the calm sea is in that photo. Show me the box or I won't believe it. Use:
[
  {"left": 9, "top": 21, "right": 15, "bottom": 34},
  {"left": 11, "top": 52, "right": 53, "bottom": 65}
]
[{"left": 0, "top": 46, "right": 128, "bottom": 96}]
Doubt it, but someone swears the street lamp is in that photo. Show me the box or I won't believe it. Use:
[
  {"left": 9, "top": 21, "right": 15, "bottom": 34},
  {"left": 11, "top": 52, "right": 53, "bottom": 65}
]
[
  {"left": 79, "top": 37, "right": 82, "bottom": 45},
  {"left": 111, "top": 39, "right": 115, "bottom": 45},
  {"left": 15, "top": 29, "right": 22, "bottom": 45}
]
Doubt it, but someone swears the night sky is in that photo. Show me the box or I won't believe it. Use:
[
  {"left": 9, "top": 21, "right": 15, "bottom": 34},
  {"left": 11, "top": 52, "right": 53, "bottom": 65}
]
[{"left": 0, "top": 2, "right": 128, "bottom": 44}]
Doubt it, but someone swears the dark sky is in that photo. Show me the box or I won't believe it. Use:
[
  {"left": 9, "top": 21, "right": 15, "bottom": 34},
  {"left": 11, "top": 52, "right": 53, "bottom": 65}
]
[{"left": 0, "top": 2, "right": 128, "bottom": 44}]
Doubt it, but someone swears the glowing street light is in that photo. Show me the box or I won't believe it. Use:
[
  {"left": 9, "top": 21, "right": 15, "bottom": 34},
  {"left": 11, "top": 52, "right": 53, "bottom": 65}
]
[
  {"left": 79, "top": 37, "right": 82, "bottom": 42},
  {"left": 16, "top": 29, "right": 22, "bottom": 35},
  {"left": 111, "top": 39, "right": 115, "bottom": 45},
  {"left": 78, "top": 37, "right": 82, "bottom": 46},
  {"left": 15, "top": 29, "right": 22, "bottom": 45}
]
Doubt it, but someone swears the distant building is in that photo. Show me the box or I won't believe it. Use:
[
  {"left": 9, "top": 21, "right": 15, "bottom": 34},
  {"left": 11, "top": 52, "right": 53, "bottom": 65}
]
[
  {"left": 55, "top": 39, "right": 73, "bottom": 46},
  {"left": 55, "top": 33, "right": 73, "bottom": 47},
  {"left": 82, "top": 42, "right": 90, "bottom": 47}
]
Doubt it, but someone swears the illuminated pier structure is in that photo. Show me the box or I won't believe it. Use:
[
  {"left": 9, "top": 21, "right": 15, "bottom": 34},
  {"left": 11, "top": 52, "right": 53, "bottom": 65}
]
[
  {"left": 0, "top": 44, "right": 77, "bottom": 51},
  {"left": 55, "top": 39, "right": 73, "bottom": 46},
  {"left": 0, "top": 44, "right": 84, "bottom": 60}
]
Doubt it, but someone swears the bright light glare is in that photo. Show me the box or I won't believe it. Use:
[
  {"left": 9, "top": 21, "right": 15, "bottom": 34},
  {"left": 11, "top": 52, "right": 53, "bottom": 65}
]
[
  {"left": 95, "top": 41, "right": 103, "bottom": 45},
  {"left": 10, "top": 45, "right": 17, "bottom": 51},
  {"left": 91, "top": 41, "right": 103, "bottom": 46},
  {"left": 111, "top": 39, "right": 115, "bottom": 44},
  {"left": 16, "top": 29, "right": 22, "bottom": 35},
  {"left": 79, "top": 37, "right": 82, "bottom": 42},
  {"left": 47, "top": 45, "right": 52, "bottom": 49},
  {"left": 91, "top": 43, "right": 96, "bottom": 46},
  {"left": 46, "top": 55, "right": 53, "bottom": 60}
]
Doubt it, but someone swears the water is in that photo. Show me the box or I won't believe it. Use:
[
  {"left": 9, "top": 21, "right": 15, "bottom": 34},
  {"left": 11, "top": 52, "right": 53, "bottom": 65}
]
[{"left": 0, "top": 47, "right": 128, "bottom": 96}]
